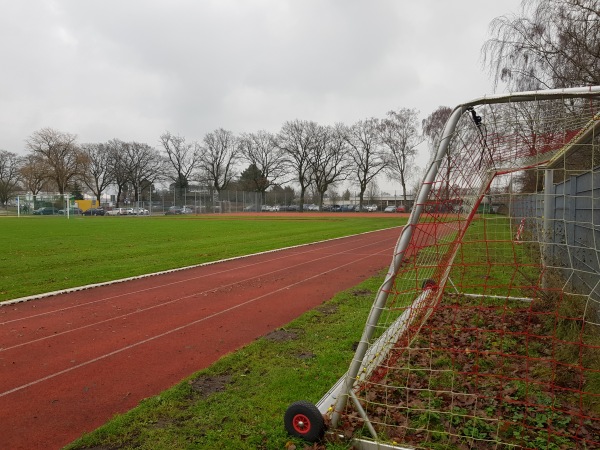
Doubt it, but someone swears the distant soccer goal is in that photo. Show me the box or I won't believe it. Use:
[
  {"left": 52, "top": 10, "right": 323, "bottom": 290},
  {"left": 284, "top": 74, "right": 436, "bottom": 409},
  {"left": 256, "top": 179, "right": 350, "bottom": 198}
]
[{"left": 285, "top": 86, "right": 600, "bottom": 449}]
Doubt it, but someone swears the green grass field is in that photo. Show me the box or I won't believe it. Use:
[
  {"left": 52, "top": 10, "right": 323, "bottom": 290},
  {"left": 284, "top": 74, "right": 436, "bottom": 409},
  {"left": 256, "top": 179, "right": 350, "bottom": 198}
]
[{"left": 0, "top": 214, "right": 403, "bottom": 302}]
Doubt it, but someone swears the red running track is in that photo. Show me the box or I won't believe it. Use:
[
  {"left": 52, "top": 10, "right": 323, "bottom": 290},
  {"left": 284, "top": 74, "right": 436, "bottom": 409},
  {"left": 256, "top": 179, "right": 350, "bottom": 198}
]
[{"left": 0, "top": 227, "right": 403, "bottom": 449}]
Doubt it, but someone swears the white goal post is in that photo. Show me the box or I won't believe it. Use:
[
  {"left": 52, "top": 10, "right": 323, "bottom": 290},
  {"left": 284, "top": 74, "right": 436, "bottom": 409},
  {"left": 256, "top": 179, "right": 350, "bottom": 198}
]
[{"left": 285, "top": 85, "right": 600, "bottom": 449}]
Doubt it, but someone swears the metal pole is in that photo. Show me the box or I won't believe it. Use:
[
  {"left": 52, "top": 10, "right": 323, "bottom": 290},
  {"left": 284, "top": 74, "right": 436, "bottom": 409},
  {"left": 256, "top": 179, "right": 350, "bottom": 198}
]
[
  {"left": 542, "top": 169, "right": 554, "bottom": 289},
  {"left": 330, "top": 104, "right": 467, "bottom": 427}
]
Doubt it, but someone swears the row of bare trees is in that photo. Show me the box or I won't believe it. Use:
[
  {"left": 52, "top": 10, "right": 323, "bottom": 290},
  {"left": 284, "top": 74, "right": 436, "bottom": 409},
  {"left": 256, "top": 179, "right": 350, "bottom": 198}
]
[
  {"left": 3, "top": 1, "right": 594, "bottom": 208},
  {"left": 1, "top": 108, "right": 429, "bottom": 211}
]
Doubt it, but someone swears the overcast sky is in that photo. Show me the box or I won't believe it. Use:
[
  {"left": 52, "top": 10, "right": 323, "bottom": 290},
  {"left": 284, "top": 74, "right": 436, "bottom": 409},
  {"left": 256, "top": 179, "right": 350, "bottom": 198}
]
[{"left": 0, "top": 0, "right": 523, "bottom": 190}]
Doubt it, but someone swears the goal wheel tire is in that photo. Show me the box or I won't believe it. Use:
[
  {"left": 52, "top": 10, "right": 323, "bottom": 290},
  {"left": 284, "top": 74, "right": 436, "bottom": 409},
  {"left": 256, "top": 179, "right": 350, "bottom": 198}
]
[
  {"left": 422, "top": 278, "right": 437, "bottom": 290},
  {"left": 284, "top": 400, "right": 325, "bottom": 442}
]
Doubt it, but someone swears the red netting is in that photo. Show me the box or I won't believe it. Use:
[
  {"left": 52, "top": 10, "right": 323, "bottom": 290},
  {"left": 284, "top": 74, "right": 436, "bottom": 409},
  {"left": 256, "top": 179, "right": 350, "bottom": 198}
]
[{"left": 328, "top": 91, "right": 600, "bottom": 449}]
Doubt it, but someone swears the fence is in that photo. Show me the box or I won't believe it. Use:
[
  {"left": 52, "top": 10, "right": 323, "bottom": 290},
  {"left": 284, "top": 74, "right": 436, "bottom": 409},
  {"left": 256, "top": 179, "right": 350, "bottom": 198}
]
[
  {"left": 8, "top": 189, "right": 305, "bottom": 216},
  {"left": 8, "top": 188, "right": 405, "bottom": 215},
  {"left": 155, "top": 189, "right": 296, "bottom": 213},
  {"left": 510, "top": 166, "right": 600, "bottom": 305}
]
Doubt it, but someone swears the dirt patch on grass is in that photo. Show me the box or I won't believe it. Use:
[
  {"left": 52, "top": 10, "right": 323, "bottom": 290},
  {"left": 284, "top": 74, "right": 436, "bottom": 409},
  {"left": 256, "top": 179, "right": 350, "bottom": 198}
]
[
  {"left": 316, "top": 304, "right": 338, "bottom": 315},
  {"left": 153, "top": 417, "right": 175, "bottom": 429},
  {"left": 189, "top": 373, "right": 232, "bottom": 399},
  {"left": 264, "top": 329, "right": 301, "bottom": 342},
  {"left": 351, "top": 289, "right": 372, "bottom": 297}
]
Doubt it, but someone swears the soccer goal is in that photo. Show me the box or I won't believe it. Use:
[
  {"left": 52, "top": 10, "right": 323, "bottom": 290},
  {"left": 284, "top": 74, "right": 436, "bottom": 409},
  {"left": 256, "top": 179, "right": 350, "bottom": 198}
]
[{"left": 284, "top": 86, "right": 600, "bottom": 449}]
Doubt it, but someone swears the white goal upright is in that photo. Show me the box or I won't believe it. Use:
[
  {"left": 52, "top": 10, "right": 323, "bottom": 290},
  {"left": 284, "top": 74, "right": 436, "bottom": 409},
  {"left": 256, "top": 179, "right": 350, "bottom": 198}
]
[{"left": 285, "top": 86, "right": 600, "bottom": 449}]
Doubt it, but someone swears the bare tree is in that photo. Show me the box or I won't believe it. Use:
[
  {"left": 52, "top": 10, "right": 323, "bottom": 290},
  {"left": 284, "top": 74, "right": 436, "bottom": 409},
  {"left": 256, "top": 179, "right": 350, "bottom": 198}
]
[
  {"left": 346, "top": 118, "right": 388, "bottom": 209},
  {"left": 310, "top": 124, "right": 351, "bottom": 210},
  {"left": 422, "top": 106, "right": 452, "bottom": 153},
  {"left": 277, "top": 120, "right": 320, "bottom": 212},
  {"left": 482, "top": 0, "right": 600, "bottom": 91},
  {"left": 159, "top": 131, "right": 200, "bottom": 197},
  {"left": 379, "top": 108, "right": 423, "bottom": 203},
  {"left": 19, "top": 154, "right": 49, "bottom": 205},
  {"left": 200, "top": 128, "right": 239, "bottom": 192},
  {"left": 80, "top": 143, "right": 114, "bottom": 204},
  {"left": 306, "top": 183, "right": 320, "bottom": 205},
  {"left": 26, "top": 128, "right": 85, "bottom": 195},
  {"left": 238, "top": 130, "right": 287, "bottom": 193},
  {"left": 0, "top": 150, "right": 23, "bottom": 206},
  {"left": 122, "top": 141, "right": 165, "bottom": 203},
  {"left": 105, "top": 139, "right": 129, "bottom": 207}
]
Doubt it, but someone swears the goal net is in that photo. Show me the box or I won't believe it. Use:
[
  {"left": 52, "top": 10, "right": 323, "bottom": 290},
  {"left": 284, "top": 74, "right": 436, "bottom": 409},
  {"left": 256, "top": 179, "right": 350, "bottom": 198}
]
[{"left": 286, "top": 86, "right": 600, "bottom": 449}]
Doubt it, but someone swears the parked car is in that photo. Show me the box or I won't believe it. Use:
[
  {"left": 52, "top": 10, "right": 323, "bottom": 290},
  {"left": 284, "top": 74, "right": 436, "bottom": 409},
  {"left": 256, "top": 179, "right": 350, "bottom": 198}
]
[
  {"left": 340, "top": 204, "right": 356, "bottom": 212},
  {"left": 105, "top": 207, "right": 128, "bottom": 216},
  {"left": 365, "top": 204, "right": 378, "bottom": 212},
  {"left": 166, "top": 205, "right": 194, "bottom": 215},
  {"left": 183, "top": 205, "right": 201, "bottom": 213},
  {"left": 83, "top": 208, "right": 105, "bottom": 216},
  {"left": 127, "top": 207, "right": 149, "bottom": 215},
  {"left": 384, "top": 205, "right": 407, "bottom": 213},
  {"left": 165, "top": 206, "right": 182, "bottom": 215},
  {"left": 58, "top": 207, "right": 82, "bottom": 215},
  {"left": 33, "top": 207, "right": 59, "bottom": 215}
]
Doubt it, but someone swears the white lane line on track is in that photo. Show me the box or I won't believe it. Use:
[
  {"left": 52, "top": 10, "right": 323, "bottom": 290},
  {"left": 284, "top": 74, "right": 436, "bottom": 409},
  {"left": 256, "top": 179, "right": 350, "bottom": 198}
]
[
  {"left": 0, "top": 240, "right": 395, "bottom": 399},
  {"left": 0, "top": 227, "right": 400, "bottom": 323},
  {"left": 0, "top": 235, "right": 396, "bottom": 353}
]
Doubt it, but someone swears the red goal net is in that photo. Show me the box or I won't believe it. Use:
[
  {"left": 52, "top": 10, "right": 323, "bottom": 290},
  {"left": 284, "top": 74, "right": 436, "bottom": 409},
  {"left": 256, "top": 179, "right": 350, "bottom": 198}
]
[{"left": 291, "top": 87, "right": 600, "bottom": 449}]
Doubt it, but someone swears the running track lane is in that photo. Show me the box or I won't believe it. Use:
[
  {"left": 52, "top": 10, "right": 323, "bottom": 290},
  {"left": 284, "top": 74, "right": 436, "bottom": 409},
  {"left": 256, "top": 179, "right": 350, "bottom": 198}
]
[{"left": 0, "top": 227, "right": 403, "bottom": 449}]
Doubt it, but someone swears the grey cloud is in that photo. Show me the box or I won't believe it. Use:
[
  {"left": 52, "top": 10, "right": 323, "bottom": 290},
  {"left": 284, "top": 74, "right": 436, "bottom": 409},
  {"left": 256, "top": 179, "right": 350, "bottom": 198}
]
[{"left": 0, "top": 0, "right": 521, "bottom": 160}]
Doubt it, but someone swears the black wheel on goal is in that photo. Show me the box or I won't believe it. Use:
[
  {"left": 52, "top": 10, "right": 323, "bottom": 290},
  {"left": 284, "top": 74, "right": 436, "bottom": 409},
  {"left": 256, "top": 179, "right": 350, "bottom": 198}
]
[
  {"left": 422, "top": 278, "right": 437, "bottom": 290},
  {"left": 284, "top": 400, "right": 325, "bottom": 442}
]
